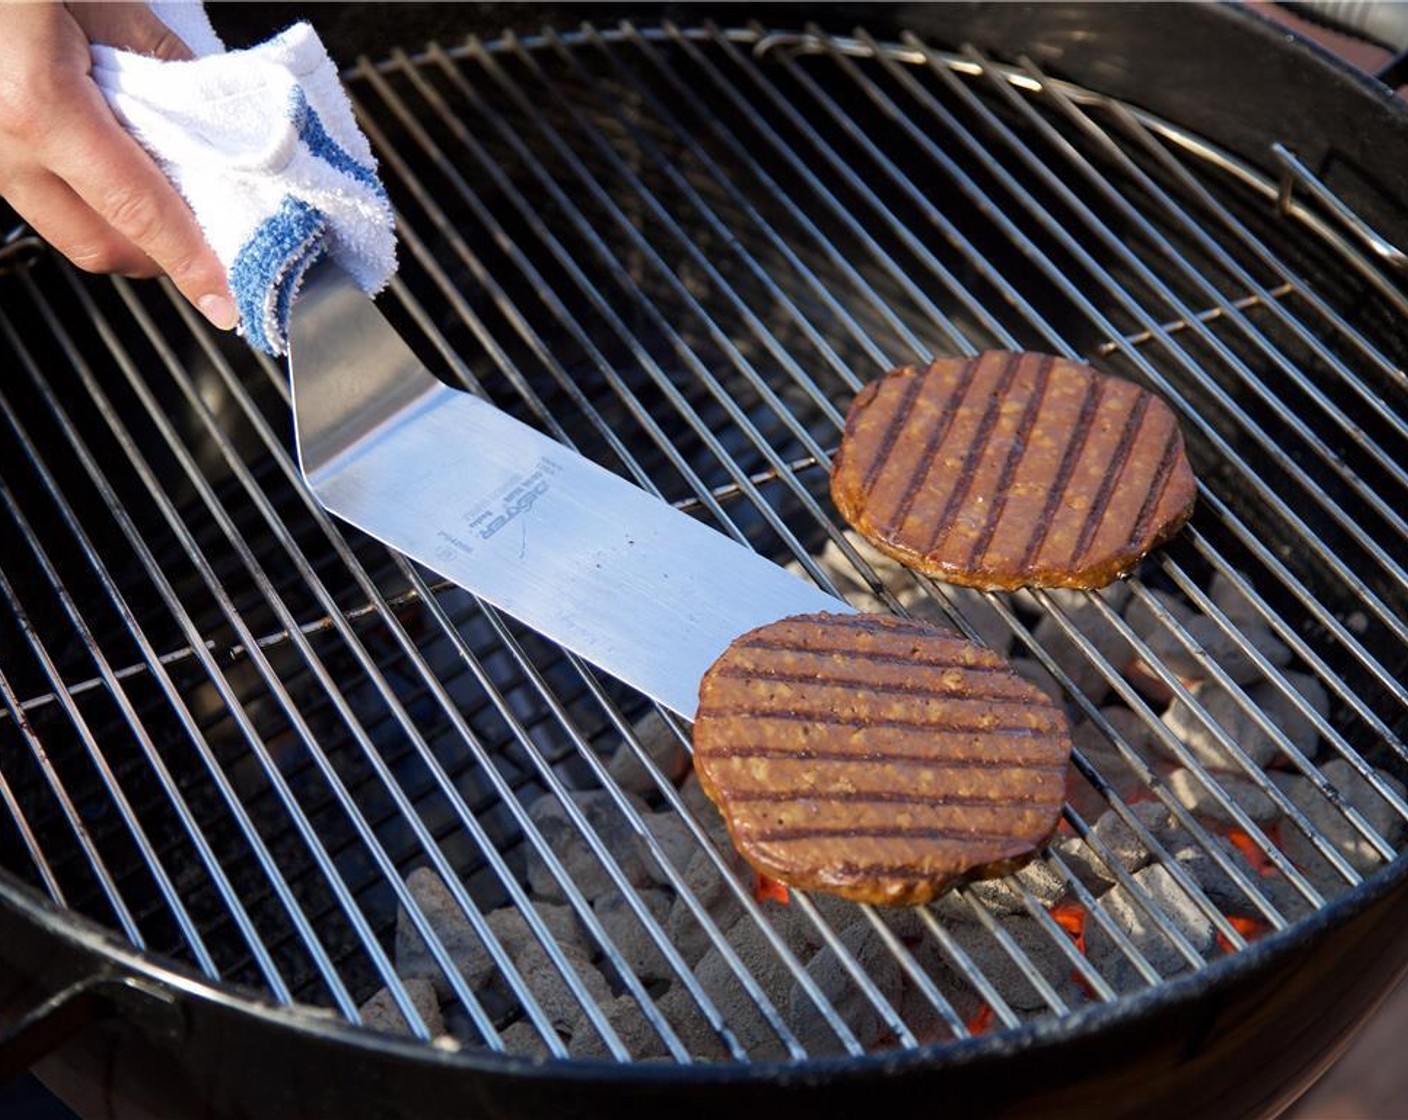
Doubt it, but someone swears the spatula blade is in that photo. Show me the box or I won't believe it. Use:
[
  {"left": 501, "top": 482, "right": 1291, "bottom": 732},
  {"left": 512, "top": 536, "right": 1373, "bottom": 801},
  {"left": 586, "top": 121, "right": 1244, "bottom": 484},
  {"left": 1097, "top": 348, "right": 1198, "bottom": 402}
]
[{"left": 288, "top": 264, "right": 849, "bottom": 718}]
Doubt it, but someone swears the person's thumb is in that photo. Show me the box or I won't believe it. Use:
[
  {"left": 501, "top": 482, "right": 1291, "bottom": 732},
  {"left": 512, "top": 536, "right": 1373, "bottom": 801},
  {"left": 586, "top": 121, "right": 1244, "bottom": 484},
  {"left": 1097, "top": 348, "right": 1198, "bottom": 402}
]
[{"left": 68, "top": 2, "right": 193, "bottom": 61}]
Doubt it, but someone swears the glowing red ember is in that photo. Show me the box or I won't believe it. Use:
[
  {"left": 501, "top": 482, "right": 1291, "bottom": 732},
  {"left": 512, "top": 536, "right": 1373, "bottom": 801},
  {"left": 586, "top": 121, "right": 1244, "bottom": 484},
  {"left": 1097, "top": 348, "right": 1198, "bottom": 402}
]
[
  {"left": 1048, "top": 900, "right": 1103, "bottom": 998},
  {"left": 1225, "top": 828, "right": 1280, "bottom": 876},
  {"left": 1049, "top": 901, "right": 1088, "bottom": 956},
  {"left": 965, "top": 1002, "right": 995, "bottom": 1036},
  {"left": 753, "top": 871, "right": 790, "bottom": 905},
  {"left": 1216, "top": 914, "right": 1272, "bottom": 954}
]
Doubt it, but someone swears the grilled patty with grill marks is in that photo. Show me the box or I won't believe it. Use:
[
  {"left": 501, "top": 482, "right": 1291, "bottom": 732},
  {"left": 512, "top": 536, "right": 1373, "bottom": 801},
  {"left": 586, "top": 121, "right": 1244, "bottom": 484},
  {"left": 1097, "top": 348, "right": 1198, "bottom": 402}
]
[
  {"left": 830, "top": 351, "right": 1197, "bottom": 590},
  {"left": 692, "top": 612, "right": 1072, "bottom": 906}
]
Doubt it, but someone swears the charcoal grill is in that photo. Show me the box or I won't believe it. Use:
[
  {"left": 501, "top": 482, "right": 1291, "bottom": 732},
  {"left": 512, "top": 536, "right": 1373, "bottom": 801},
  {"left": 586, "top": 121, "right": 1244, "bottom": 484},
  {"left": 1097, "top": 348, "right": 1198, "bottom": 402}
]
[{"left": 3, "top": 4, "right": 1408, "bottom": 1117}]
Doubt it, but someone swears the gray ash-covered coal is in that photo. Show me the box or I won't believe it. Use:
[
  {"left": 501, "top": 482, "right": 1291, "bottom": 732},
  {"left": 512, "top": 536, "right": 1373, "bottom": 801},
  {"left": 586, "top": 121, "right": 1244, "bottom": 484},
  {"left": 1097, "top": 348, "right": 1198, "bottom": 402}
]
[{"left": 353, "top": 541, "right": 1406, "bottom": 1060}]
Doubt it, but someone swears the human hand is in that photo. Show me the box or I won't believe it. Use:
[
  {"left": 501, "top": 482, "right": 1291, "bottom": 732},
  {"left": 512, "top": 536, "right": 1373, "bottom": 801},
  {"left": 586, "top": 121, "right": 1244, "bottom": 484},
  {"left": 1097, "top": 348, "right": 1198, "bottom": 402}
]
[{"left": 0, "top": 1, "right": 237, "bottom": 329}]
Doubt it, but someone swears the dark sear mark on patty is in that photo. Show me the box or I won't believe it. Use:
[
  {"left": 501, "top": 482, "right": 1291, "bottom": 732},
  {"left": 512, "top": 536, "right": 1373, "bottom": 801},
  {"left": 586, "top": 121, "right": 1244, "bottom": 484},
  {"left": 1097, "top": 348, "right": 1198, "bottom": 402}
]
[
  {"left": 692, "top": 612, "right": 1072, "bottom": 906},
  {"left": 830, "top": 351, "right": 1198, "bottom": 590}
]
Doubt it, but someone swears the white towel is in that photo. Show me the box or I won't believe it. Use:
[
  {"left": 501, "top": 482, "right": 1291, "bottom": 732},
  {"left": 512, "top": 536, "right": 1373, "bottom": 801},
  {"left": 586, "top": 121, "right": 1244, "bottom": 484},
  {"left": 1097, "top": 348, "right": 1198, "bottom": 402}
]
[{"left": 90, "top": 4, "right": 396, "bottom": 355}]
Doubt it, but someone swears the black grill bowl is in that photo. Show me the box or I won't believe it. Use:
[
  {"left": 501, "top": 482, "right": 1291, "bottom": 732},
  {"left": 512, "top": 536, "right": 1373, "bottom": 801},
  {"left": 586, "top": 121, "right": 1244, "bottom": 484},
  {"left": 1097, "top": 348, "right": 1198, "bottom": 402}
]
[{"left": 3, "top": 3, "right": 1408, "bottom": 1117}]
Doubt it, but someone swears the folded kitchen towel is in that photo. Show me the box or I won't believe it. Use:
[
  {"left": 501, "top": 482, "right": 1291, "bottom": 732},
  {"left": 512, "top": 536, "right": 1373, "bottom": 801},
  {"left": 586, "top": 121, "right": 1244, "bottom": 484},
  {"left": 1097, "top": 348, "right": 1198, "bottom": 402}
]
[{"left": 90, "top": 5, "right": 396, "bottom": 355}]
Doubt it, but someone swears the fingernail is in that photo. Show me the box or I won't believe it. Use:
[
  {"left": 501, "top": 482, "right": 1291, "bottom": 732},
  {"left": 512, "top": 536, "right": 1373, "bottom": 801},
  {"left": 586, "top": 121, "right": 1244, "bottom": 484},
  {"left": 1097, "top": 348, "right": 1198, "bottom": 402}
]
[{"left": 198, "top": 293, "right": 239, "bottom": 331}]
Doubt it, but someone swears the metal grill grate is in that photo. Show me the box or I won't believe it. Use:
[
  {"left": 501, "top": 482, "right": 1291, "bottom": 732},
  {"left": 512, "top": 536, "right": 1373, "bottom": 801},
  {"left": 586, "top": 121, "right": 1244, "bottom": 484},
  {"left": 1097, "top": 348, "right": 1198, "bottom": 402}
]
[{"left": 2, "top": 22, "right": 1407, "bottom": 1064}]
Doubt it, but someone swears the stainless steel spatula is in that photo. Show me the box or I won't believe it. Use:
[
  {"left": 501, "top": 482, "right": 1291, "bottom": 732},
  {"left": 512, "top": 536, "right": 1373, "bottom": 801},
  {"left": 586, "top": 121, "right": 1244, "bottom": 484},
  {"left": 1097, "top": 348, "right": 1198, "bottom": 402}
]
[{"left": 288, "top": 263, "right": 850, "bottom": 717}]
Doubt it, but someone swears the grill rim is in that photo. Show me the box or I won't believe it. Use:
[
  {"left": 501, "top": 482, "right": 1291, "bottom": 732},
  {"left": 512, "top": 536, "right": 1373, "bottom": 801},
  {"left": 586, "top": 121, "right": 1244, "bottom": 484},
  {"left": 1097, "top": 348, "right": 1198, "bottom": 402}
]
[{"left": 5, "top": 851, "right": 1408, "bottom": 1081}]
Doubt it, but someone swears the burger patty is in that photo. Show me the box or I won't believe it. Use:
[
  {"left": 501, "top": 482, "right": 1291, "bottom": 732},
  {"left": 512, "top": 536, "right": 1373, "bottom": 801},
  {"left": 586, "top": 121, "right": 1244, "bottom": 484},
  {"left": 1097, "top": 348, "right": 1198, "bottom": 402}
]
[
  {"left": 830, "top": 351, "right": 1197, "bottom": 590},
  {"left": 692, "top": 612, "right": 1072, "bottom": 906}
]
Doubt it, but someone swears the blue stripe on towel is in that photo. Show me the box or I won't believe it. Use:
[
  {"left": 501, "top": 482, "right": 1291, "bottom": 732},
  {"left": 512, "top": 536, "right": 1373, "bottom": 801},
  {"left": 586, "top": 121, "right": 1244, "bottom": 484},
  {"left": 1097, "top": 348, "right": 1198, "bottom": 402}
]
[
  {"left": 229, "top": 94, "right": 391, "bottom": 354},
  {"left": 290, "top": 87, "right": 386, "bottom": 197},
  {"left": 276, "top": 243, "right": 325, "bottom": 343},
  {"left": 230, "top": 194, "right": 327, "bottom": 354}
]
